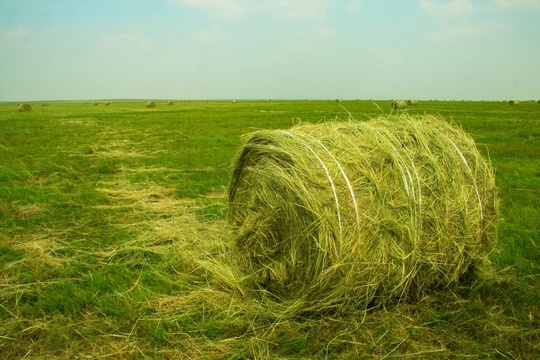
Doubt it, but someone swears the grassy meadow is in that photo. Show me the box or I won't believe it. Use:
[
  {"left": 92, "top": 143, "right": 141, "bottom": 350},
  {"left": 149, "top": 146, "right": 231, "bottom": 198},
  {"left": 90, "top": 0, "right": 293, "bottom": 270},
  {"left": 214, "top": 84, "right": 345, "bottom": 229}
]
[{"left": 0, "top": 99, "right": 538, "bottom": 359}]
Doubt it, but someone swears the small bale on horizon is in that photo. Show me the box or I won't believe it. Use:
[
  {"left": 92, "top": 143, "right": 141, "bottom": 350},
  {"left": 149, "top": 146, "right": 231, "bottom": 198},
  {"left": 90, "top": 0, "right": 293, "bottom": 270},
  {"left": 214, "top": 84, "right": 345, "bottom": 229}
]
[
  {"left": 167, "top": 101, "right": 174, "bottom": 105},
  {"left": 392, "top": 100, "right": 407, "bottom": 109},
  {"left": 146, "top": 101, "right": 156, "bottom": 108},
  {"left": 407, "top": 100, "right": 419, "bottom": 105},
  {"left": 508, "top": 100, "right": 520, "bottom": 105},
  {"left": 18, "top": 103, "right": 32, "bottom": 112}
]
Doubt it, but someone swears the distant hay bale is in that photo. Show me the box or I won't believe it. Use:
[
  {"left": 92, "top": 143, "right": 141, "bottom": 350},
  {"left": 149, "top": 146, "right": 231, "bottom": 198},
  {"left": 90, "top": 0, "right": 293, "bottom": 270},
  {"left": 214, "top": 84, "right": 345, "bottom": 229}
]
[
  {"left": 42, "top": 103, "right": 50, "bottom": 107},
  {"left": 508, "top": 100, "right": 520, "bottom": 105},
  {"left": 146, "top": 101, "right": 156, "bottom": 108},
  {"left": 407, "top": 100, "right": 419, "bottom": 105},
  {"left": 537, "top": 100, "right": 540, "bottom": 104},
  {"left": 391, "top": 100, "right": 407, "bottom": 109},
  {"left": 17, "top": 103, "right": 32, "bottom": 112},
  {"left": 365, "top": 99, "right": 372, "bottom": 102},
  {"left": 105, "top": 102, "right": 110, "bottom": 106},
  {"left": 227, "top": 115, "right": 498, "bottom": 312},
  {"left": 167, "top": 101, "right": 174, "bottom": 105},
  {"left": 336, "top": 99, "right": 344, "bottom": 103},
  {"left": 232, "top": 100, "right": 238, "bottom": 103},
  {"left": 93, "top": 102, "right": 99, "bottom": 106}
]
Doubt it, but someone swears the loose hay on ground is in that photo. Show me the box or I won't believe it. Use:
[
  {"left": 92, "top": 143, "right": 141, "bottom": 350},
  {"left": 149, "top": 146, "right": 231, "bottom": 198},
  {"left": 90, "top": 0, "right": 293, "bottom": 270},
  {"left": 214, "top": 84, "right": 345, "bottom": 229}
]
[{"left": 224, "top": 114, "right": 498, "bottom": 313}]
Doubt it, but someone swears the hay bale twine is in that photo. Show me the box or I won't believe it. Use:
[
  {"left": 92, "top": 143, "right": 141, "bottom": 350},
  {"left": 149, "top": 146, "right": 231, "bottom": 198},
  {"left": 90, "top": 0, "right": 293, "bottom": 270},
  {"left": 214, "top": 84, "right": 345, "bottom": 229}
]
[
  {"left": 392, "top": 100, "right": 407, "bottom": 109},
  {"left": 407, "top": 100, "right": 419, "bottom": 106},
  {"left": 508, "top": 100, "right": 520, "bottom": 105},
  {"left": 17, "top": 103, "right": 32, "bottom": 112},
  {"left": 228, "top": 115, "right": 498, "bottom": 312},
  {"left": 146, "top": 101, "right": 156, "bottom": 108}
]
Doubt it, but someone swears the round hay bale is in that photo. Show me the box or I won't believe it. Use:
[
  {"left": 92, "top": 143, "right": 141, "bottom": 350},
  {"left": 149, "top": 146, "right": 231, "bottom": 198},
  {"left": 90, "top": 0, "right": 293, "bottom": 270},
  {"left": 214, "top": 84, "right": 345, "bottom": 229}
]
[
  {"left": 228, "top": 115, "right": 498, "bottom": 312},
  {"left": 146, "top": 101, "right": 156, "bottom": 108},
  {"left": 167, "top": 101, "right": 174, "bottom": 105},
  {"left": 17, "top": 103, "right": 32, "bottom": 112},
  {"left": 105, "top": 102, "right": 110, "bottom": 106},
  {"left": 391, "top": 100, "right": 407, "bottom": 109},
  {"left": 336, "top": 99, "right": 344, "bottom": 103},
  {"left": 508, "top": 100, "right": 520, "bottom": 105},
  {"left": 537, "top": 100, "right": 540, "bottom": 104},
  {"left": 42, "top": 103, "right": 50, "bottom": 107},
  {"left": 93, "top": 102, "right": 99, "bottom": 106},
  {"left": 407, "top": 100, "right": 418, "bottom": 106},
  {"left": 232, "top": 100, "right": 238, "bottom": 103}
]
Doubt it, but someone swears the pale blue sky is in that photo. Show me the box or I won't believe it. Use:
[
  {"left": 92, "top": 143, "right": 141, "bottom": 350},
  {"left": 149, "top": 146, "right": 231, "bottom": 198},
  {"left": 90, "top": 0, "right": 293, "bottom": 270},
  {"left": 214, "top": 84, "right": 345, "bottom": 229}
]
[{"left": 1, "top": 0, "right": 539, "bottom": 101}]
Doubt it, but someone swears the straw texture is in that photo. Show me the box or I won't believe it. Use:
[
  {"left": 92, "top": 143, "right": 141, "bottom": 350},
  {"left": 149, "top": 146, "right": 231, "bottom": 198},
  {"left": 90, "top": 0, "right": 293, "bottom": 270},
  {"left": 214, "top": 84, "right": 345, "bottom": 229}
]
[{"left": 228, "top": 115, "right": 498, "bottom": 312}]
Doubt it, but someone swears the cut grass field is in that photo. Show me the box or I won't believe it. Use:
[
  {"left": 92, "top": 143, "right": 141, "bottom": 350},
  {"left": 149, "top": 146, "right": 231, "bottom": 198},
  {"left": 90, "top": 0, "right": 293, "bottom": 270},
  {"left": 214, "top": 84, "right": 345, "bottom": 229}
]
[{"left": 0, "top": 100, "right": 538, "bottom": 359}]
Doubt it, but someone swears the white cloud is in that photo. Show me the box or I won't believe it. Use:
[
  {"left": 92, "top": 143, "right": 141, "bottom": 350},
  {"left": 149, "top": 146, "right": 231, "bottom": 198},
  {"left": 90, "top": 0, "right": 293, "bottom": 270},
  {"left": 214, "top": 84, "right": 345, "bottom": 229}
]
[
  {"left": 431, "top": 20, "right": 510, "bottom": 41},
  {"left": 164, "top": 0, "right": 332, "bottom": 21},
  {"left": 488, "top": 0, "right": 540, "bottom": 10},
  {"left": 99, "top": 33, "right": 154, "bottom": 50},
  {"left": 345, "top": 1, "right": 363, "bottom": 12},
  {"left": 419, "top": 0, "right": 474, "bottom": 18},
  {"left": 0, "top": 26, "right": 30, "bottom": 40}
]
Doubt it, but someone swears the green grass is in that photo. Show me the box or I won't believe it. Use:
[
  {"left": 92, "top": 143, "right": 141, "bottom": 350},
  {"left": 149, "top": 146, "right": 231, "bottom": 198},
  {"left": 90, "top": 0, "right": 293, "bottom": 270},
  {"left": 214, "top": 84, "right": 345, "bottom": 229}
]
[{"left": 1, "top": 99, "right": 538, "bottom": 359}]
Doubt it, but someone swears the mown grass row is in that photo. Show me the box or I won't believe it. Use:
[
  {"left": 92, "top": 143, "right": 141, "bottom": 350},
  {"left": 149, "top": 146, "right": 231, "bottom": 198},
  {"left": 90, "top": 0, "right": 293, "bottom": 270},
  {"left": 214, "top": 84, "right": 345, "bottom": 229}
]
[{"left": 0, "top": 100, "right": 538, "bottom": 358}]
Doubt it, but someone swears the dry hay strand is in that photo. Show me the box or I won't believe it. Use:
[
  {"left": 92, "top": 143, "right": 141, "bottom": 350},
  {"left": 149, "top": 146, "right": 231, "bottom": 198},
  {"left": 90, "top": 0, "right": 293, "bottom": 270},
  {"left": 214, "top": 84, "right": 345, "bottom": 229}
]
[
  {"left": 146, "top": 101, "right": 156, "bottom": 108},
  {"left": 392, "top": 100, "right": 407, "bottom": 110},
  {"left": 508, "top": 100, "right": 520, "bottom": 105},
  {"left": 17, "top": 103, "right": 32, "bottom": 112},
  {"left": 226, "top": 114, "right": 498, "bottom": 313},
  {"left": 407, "top": 100, "right": 419, "bottom": 105}
]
